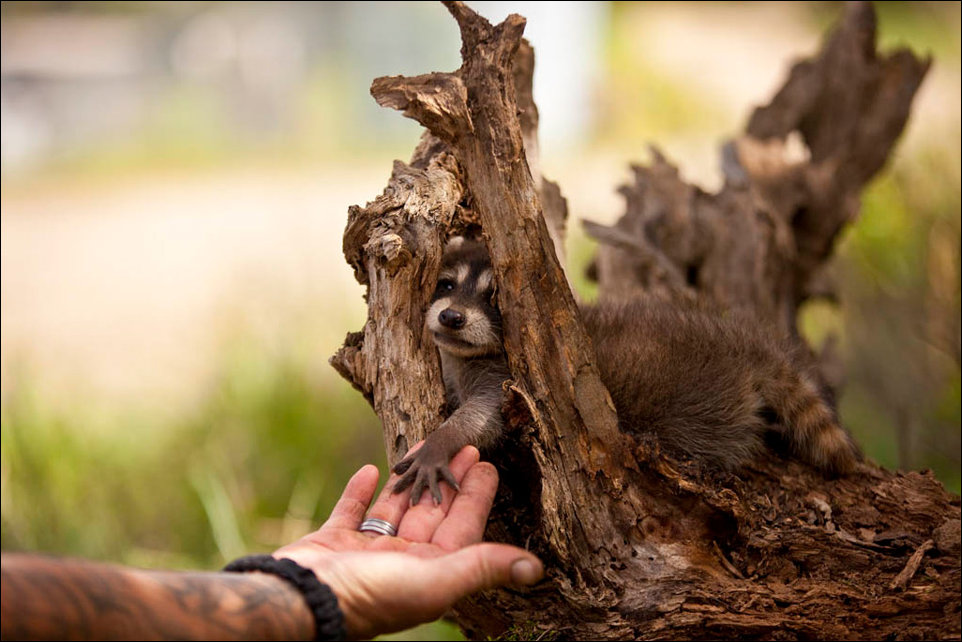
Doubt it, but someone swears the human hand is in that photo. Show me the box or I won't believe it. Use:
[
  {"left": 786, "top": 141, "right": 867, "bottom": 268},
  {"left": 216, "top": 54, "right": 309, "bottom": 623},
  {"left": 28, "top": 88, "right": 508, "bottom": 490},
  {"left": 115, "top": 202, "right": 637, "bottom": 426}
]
[{"left": 273, "top": 445, "right": 543, "bottom": 640}]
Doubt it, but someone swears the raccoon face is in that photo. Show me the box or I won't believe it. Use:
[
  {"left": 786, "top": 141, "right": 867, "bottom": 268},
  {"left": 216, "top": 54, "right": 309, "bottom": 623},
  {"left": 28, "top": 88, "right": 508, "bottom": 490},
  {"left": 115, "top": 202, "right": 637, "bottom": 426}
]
[{"left": 427, "top": 237, "right": 502, "bottom": 358}]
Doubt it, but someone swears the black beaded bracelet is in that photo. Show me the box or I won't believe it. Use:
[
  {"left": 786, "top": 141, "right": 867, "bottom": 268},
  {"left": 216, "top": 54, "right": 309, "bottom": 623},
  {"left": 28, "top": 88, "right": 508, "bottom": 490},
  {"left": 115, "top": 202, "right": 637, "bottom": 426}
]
[{"left": 223, "top": 554, "right": 346, "bottom": 641}]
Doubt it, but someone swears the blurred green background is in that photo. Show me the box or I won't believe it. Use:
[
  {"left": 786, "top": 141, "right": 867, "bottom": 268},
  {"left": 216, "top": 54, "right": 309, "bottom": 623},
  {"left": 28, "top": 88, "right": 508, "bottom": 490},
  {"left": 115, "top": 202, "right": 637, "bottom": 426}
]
[{"left": 1, "top": 2, "right": 959, "bottom": 640}]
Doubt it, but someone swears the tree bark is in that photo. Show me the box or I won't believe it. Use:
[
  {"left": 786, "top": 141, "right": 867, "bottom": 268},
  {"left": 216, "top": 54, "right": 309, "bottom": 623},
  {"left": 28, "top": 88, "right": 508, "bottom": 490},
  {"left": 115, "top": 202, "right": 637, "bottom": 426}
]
[{"left": 332, "top": 2, "right": 960, "bottom": 640}]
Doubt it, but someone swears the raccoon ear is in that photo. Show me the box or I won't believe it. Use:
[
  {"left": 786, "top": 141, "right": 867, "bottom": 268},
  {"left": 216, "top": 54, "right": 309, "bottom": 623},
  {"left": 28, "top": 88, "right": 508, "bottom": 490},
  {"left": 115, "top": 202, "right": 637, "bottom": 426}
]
[{"left": 445, "top": 236, "right": 466, "bottom": 251}]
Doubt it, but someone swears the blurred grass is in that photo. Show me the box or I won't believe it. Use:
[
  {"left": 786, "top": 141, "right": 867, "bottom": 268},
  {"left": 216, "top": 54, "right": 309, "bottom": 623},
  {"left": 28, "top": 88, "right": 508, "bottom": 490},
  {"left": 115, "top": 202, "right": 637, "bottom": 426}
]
[
  {"left": 832, "top": 141, "right": 961, "bottom": 494},
  {"left": 1, "top": 342, "right": 386, "bottom": 568},
  {"left": 598, "top": 3, "right": 731, "bottom": 151},
  {"left": 792, "top": 137, "right": 961, "bottom": 494}
]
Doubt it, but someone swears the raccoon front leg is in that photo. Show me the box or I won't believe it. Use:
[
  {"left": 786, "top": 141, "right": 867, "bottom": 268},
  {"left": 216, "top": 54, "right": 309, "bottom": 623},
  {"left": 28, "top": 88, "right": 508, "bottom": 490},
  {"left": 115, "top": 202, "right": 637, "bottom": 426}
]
[{"left": 393, "top": 389, "right": 504, "bottom": 505}]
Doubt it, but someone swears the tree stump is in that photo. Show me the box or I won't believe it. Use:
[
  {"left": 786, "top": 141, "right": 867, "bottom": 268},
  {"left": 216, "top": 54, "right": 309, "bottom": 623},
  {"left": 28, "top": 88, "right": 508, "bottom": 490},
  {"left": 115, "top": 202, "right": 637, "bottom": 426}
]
[{"left": 331, "top": 2, "right": 961, "bottom": 639}]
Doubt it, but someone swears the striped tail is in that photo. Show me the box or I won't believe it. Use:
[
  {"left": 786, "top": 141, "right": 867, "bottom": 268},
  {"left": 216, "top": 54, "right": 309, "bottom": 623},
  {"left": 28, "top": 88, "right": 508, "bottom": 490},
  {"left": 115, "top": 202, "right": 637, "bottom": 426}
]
[{"left": 761, "top": 369, "right": 860, "bottom": 475}]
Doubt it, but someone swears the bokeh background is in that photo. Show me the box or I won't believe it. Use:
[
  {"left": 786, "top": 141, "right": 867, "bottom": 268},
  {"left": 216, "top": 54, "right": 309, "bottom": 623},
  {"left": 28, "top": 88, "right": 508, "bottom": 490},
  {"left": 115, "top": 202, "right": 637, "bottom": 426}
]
[{"left": 2, "top": 2, "right": 959, "bottom": 639}]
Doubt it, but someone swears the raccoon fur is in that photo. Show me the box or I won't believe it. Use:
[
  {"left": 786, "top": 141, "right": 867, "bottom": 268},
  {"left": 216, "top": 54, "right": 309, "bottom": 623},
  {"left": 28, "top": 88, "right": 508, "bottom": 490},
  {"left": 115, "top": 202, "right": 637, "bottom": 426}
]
[{"left": 393, "top": 237, "right": 860, "bottom": 503}]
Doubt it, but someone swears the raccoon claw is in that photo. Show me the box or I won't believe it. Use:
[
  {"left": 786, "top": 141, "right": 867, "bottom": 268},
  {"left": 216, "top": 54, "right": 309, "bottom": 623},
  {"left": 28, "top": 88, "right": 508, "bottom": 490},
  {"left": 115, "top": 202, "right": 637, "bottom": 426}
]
[{"left": 391, "top": 448, "right": 459, "bottom": 505}]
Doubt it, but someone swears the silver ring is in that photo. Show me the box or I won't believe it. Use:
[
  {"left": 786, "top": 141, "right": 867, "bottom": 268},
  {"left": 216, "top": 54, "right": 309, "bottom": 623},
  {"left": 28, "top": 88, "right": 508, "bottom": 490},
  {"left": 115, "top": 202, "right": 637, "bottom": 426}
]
[{"left": 359, "top": 518, "right": 397, "bottom": 537}]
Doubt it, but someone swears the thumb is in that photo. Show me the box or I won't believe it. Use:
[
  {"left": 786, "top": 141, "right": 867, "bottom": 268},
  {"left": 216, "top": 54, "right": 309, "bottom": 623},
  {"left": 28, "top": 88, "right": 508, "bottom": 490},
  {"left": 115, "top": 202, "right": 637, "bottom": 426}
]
[{"left": 436, "top": 543, "right": 544, "bottom": 597}]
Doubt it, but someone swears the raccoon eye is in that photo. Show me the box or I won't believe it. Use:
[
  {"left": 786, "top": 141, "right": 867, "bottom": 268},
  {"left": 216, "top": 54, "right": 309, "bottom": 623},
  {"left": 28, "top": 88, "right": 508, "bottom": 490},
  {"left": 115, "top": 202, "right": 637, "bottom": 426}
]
[{"left": 436, "top": 278, "right": 455, "bottom": 293}]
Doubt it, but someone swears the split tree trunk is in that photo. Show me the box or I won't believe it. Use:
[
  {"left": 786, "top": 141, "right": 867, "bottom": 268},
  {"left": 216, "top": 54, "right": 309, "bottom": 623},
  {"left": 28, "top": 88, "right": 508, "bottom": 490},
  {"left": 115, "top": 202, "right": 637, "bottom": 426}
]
[{"left": 331, "top": 2, "right": 961, "bottom": 639}]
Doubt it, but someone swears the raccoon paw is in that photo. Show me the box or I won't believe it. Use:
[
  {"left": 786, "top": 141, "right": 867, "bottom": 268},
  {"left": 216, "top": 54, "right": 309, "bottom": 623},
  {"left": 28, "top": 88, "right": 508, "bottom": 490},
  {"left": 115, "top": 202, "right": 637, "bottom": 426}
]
[{"left": 392, "top": 444, "right": 460, "bottom": 505}]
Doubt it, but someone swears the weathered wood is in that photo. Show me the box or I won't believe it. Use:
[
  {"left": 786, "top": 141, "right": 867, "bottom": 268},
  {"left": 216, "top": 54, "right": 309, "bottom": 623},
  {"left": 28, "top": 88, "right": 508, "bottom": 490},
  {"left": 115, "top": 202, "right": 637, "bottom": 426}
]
[
  {"left": 330, "top": 150, "right": 462, "bottom": 460},
  {"left": 333, "top": 2, "right": 960, "bottom": 639},
  {"left": 370, "top": 2, "right": 634, "bottom": 588},
  {"left": 587, "top": 0, "right": 930, "bottom": 350}
]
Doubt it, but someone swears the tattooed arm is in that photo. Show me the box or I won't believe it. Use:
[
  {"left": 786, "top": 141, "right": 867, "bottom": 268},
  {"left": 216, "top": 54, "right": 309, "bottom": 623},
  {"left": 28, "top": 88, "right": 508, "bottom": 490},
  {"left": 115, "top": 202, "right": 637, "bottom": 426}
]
[
  {"left": 0, "top": 448, "right": 543, "bottom": 641},
  {"left": 0, "top": 554, "right": 314, "bottom": 641}
]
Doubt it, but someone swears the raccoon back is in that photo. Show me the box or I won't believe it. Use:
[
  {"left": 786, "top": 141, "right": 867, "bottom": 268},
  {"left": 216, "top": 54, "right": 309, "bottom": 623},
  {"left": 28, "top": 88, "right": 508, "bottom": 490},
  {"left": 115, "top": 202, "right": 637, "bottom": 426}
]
[{"left": 580, "top": 297, "right": 857, "bottom": 473}]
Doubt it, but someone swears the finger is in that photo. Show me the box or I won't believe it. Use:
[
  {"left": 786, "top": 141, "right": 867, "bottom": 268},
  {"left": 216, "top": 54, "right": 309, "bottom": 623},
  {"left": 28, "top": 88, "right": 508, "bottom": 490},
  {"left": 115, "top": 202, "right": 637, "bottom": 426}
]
[
  {"left": 318, "top": 465, "right": 380, "bottom": 532},
  {"left": 431, "top": 461, "right": 499, "bottom": 550},
  {"left": 409, "top": 472, "right": 429, "bottom": 508},
  {"left": 440, "top": 466, "right": 461, "bottom": 494},
  {"left": 396, "top": 446, "right": 480, "bottom": 542},
  {"left": 428, "top": 469, "right": 446, "bottom": 506},
  {"left": 362, "top": 442, "right": 425, "bottom": 532},
  {"left": 435, "top": 543, "right": 544, "bottom": 596}
]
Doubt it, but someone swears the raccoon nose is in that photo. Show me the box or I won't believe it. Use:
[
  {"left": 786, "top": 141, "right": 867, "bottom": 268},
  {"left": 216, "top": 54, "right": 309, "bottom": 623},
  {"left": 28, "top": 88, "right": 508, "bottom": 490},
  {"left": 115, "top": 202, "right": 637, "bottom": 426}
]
[{"left": 439, "top": 308, "right": 465, "bottom": 329}]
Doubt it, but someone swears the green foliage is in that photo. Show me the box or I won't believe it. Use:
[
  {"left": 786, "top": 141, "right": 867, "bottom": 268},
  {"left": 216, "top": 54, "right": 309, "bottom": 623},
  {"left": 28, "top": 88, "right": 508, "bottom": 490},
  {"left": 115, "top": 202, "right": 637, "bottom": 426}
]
[
  {"left": 831, "top": 143, "right": 961, "bottom": 494},
  {"left": 598, "top": 4, "right": 732, "bottom": 150},
  {"left": 377, "top": 619, "right": 465, "bottom": 642},
  {"left": 567, "top": 225, "right": 600, "bottom": 303}
]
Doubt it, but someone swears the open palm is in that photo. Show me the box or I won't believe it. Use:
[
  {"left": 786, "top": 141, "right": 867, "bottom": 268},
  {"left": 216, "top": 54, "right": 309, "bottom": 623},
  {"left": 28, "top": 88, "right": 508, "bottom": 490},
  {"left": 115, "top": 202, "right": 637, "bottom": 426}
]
[{"left": 273, "top": 445, "right": 543, "bottom": 640}]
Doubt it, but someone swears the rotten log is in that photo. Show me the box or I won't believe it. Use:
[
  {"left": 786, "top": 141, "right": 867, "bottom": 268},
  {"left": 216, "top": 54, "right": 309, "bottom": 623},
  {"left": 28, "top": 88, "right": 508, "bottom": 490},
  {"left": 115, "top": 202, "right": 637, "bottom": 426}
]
[{"left": 332, "top": 2, "right": 961, "bottom": 640}]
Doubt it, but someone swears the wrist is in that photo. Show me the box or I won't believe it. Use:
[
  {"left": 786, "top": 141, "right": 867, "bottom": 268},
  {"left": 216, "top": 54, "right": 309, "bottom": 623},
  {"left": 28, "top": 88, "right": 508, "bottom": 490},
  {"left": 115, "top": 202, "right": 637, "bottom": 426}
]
[
  {"left": 244, "top": 573, "right": 316, "bottom": 640},
  {"left": 270, "top": 552, "right": 367, "bottom": 641},
  {"left": 224, "top": 554, "right": 346, "bottom": 641}
]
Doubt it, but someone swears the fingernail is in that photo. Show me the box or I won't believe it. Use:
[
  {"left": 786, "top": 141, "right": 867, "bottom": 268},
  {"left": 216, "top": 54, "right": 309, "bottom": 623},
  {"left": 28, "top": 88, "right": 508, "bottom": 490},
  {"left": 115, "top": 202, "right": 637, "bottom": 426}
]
[{"left": 510, "top": 558, "right": 543, "bottom": 585}]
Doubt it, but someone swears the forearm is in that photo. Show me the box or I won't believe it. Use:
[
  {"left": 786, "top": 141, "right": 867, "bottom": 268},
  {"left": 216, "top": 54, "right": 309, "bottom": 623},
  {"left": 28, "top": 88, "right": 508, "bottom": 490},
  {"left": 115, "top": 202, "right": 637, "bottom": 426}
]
[
  {"left": 447, "top": 394, "right": 505, "bottom": 451},
  {"left": 1, "top": 553, "right": 314, "bottom": 641}
]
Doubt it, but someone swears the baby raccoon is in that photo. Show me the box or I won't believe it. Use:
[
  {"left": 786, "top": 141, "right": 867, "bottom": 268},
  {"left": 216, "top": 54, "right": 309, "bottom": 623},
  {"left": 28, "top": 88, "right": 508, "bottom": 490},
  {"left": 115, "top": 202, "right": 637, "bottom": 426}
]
[{"left": 393, "top": 237, "right": 860, "bottom": 504}]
